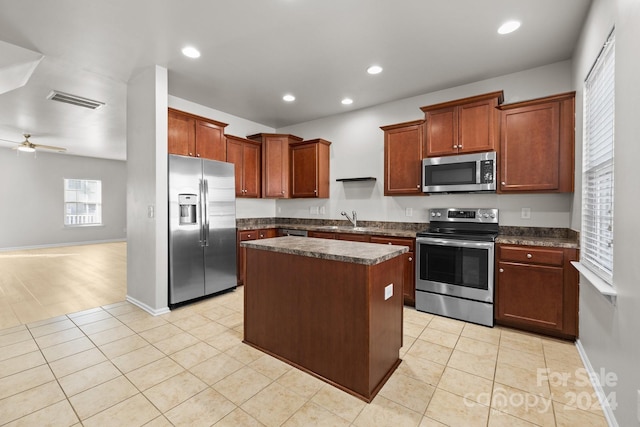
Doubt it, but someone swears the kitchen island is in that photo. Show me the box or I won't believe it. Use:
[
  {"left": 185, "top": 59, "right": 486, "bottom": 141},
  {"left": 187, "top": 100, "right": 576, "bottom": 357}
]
[{"left": 241, "top": 236, "right": 407, "bottom": 402}]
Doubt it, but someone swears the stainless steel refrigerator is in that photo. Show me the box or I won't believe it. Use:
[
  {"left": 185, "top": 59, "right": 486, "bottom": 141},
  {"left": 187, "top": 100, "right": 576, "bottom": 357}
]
[{"left": 168, "top": 154, "right": 237, "bottom": 306}]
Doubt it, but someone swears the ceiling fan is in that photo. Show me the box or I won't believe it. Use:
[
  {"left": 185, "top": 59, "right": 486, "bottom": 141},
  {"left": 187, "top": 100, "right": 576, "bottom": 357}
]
[{"left": 0, "top": 133, "right": 67, "bottom": 153}]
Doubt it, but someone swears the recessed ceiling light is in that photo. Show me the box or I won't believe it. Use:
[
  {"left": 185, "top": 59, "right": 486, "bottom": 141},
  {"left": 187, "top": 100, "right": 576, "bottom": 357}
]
[
  {"left": 341, "top": 98, "right": 353, "bottom": 105},
  {"left": 498, "top": 20, "right": 521, "bottom": 35},
  {"left": 367, "top": 65, "right": 383, "bottom": 75},
  {"left": 181, "top": 46, "right": 201, "bottom": 58},
  {"left": 283, "top": 94, "right": 296, "bottom": 102}
]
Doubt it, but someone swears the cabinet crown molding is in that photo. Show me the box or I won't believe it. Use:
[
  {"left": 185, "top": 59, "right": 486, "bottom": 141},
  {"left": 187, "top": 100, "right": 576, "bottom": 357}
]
[
  {"left": 419, "top": 90, "right": 504, "bottom": 112},
  {"left": 497, "top": 91, "right": 576, "bottom": 110}
]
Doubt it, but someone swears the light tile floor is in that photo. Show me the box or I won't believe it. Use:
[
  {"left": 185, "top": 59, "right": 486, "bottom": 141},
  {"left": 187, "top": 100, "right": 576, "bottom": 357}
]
[{"left": 0, "top": 287, "right": 608, "bottom": 426}]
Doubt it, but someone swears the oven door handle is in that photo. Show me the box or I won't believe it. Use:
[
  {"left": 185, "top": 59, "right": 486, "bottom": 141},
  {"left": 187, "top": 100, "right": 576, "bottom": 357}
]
[{"left": 416, "top": 237, "right": 494, "bottom": 250}]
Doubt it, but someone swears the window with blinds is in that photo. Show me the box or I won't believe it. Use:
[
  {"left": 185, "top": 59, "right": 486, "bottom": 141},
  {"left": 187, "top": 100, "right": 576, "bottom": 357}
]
[{"left": 581, "top": 29, "right": 615, "bottom": 286}]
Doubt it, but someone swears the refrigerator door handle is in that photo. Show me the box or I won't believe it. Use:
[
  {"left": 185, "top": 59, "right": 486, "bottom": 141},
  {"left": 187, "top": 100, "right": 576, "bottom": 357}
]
[
  {"left": 203, "top": 178, "right": 210, "bottom": 246},
  {"left": 199, "top": 179, "right": 205, "bottom": 247}
]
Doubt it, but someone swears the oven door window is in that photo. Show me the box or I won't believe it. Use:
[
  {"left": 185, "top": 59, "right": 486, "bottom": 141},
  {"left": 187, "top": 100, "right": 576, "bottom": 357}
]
[
  {"left": 425, "top": 161, "right": 476, "bottom": 186},
  {"left": 419, "top": 244, "right": 489, "bottom": 290}
]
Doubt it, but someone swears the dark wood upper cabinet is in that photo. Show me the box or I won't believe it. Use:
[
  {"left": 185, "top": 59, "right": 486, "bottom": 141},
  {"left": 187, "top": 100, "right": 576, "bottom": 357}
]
[
  {"left": 497, "top": 92, "right": 575, "bottom": 193},
  {"left": 246, "top": 133, "right": 303, "bottom": 199},
  {"left": 380, "top": 120, "right": 425, "bottom": 196},
  {"left": 168, "top": 108, "right": 228, "bottom": 161},
  {"left": 420, "top": 91, "right": 503, "bottom": 157},
  {"left": 226, "top": 135, "right": 261, "bottom": 198},
  {"left": 290, "top": 139, "right": 331, "bottom": 198}
]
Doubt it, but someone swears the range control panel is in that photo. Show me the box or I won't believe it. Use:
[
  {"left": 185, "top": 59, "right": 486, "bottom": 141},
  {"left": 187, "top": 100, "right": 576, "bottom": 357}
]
[{"left": 428, "top": 208, "right": 499, "bottom": 223}]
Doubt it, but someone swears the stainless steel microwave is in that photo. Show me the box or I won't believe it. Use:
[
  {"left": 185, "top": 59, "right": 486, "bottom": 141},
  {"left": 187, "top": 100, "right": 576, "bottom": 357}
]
[{"left": 422, "top": 151, "right": 496, "bottom": 193}]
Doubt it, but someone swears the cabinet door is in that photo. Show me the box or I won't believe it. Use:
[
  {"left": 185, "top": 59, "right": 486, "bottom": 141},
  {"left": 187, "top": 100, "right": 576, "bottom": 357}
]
[
  {"left": 500, "top": 102, "right": 561, "bottom": 192},
  {"left": 496, "top": 261, "right": 564, "bottom": 331},
  {"left": 458, "top": 98, "right": 497, "bottom": 154},
  {"left": 168, "top": 110, "right": 195, "bottom": 156},
  {"left": 195, "top": 120, "right": 225, "bottom": 161},
  {"left": 263, "top": 136, "right": 289, "bottom": 198},
  {"left": 237, "top": 230, "right": 258, "bottom": 286},
  {"left": 226, "top": 138, "right": 244, "bottom": 197},
  {"left": 291, "top": 144, "right": 318, "bottom": 198},
  {"left": 242, "top": 142, "right": 261, "bottom": 198},
  {"left": 383, "top": 123, "right": 424, "bottom": 195},
  {"left": 425, "top": 107, "right": 458, "bottom": 157}
]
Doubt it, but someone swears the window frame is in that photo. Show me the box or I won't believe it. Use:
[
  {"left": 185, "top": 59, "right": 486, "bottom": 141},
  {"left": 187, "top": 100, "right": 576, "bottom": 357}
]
[
  {"left": 63, "top": 178, "right": 103, "bottom": 227},
  {"left": 580, "top": 28, "right": 615, "bottom": 287}
]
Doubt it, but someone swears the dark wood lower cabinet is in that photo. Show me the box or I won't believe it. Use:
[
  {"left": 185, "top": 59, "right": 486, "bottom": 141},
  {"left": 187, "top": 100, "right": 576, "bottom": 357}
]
[
  {"left": 236, "top": 228, "right": 277, "bottom": 286},
  {"left": 495, "top": 244, "right": 579, "bottom": 340}
]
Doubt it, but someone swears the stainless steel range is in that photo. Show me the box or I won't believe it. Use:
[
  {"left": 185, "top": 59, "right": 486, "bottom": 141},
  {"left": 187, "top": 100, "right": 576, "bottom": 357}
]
[{"left": 415, "top": 208, "right": 499, "bottom": 327}]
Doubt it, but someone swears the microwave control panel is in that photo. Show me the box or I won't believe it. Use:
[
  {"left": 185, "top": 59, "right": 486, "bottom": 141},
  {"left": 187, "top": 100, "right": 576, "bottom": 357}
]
[{"left": 480, "top": 160, "right": 494, "bottom": 184}]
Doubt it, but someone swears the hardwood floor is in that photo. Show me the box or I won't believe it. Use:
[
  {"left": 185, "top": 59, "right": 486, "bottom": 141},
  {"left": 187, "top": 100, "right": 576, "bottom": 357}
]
[{"left": 0, "top": 242, "right": 126, "bottom": 329}]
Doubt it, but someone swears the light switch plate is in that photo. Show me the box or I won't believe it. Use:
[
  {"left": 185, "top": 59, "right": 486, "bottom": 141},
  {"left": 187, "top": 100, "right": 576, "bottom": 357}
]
[
  {"left": 384, "top": 284, "right": 393, "bottom": 300},
  {"left": 521, "top": 207, "right": 531, "bottom": 219},
  {"left": 405, "top": 207, "right": 413, "bottom": 217}
]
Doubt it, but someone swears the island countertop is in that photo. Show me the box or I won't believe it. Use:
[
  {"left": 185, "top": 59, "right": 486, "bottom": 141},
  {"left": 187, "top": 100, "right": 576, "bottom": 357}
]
[{"left": 240, "top": 236, "right": 408, "bottom": 266}]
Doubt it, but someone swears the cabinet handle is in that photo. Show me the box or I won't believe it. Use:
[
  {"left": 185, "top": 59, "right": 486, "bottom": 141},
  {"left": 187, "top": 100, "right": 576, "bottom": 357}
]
[
  {"left": 282, "top": 190, "right": 285, "bottom": 194},
  {"left": 259, "top": 234, "right": 264, "bottom": 238},
  {"left": 196, "top": 153, "right": 200, "bottom": 157},
  {"left": 458, "top": 145, "right": 462, "bottom": 149},
  {"left": 453, "top": 145, "right": 458, "bottom": 149},
  {"left": 416, "top": 185, "right": 420, "bottom": 188},
  {"left": 247, "top": 234, "right": 252, "bottom": 238},
  {"left": 189, "top": 152, "right": 193, "bottom": 156},
  {"left": 527, "top": 253, "right": 533, "bottom": 259},
  {"left": 314, "top": 189, "right": 317, "bottom": 194},
  {"left": 499, "top": 268, "right": 504, "bottom": 273},
  {"left": 408, "top": 257, "right": 413, "bottom": 262}
]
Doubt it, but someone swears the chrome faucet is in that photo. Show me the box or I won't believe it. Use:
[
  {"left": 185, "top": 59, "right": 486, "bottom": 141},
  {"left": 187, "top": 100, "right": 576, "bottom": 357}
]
[{"left": 341, "top": 210, "right": 357, "bottom": 227}]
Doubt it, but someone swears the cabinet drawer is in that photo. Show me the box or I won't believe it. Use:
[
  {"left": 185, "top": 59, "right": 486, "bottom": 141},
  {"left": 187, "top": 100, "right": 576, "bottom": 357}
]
[
  {"left": 499, "top": 245, "right": 563, "bottom": 266},
  {"left": 370, "top": 236, "right": 415, "bottom": 251},
  {"left": 239, "top": 230, "right": 258, "bottom": 241}
]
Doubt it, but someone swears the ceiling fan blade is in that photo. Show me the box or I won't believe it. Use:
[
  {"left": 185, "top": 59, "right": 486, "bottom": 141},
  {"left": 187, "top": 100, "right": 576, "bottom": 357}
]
[
  {"left": 0, "top": 137, "right": 20, "bottom": 144},
  {"left": 33, "top": 144, "right": 67, "bottom": 152}
]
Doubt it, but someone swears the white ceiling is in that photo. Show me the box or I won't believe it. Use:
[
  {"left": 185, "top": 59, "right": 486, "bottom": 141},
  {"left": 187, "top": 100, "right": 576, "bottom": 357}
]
[{"left": 0, "top": 0, "right": 591, "bottom": 161}]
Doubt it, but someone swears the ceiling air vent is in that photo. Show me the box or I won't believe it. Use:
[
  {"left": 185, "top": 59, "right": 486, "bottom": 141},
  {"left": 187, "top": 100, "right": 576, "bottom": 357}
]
[{"left": 47, "top": 90, "right": 105, "bottom": 109}]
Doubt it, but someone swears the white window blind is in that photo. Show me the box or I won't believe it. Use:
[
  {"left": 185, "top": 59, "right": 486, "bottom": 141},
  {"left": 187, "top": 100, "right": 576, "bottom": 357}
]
[{"left": 581, "top": 29, "right": 615, "bottom": 285}]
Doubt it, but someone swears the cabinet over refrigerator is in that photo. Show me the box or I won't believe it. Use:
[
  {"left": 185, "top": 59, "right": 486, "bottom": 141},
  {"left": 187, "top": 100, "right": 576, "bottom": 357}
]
[{"left": 168, "top": 154, "right": 237, "bottom": 307}]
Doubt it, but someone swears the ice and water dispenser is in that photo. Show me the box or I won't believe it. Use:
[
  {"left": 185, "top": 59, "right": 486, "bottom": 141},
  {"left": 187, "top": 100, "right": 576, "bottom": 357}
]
[{"left": 178, "top": 194, "right": 198, "bottom": 225}]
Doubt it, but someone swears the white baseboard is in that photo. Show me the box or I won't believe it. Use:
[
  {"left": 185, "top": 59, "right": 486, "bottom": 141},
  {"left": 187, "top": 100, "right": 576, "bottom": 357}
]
[
  {"left": 575, "top": 339, "right": 618, "bottom": 427},
  {"left": 126, "top": 295, "right": 170, "bottom": 317},
  {"left": 0, "top": 238, "right": 126, "bottom": 252}
]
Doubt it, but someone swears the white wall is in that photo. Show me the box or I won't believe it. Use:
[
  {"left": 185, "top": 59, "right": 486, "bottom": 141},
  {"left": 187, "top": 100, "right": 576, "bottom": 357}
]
[
  {"left": 276, "top": 61, "right": 575, "bottom": 227},
  {"left": 572, "top": 0, "right": 640, "bottom": 426},
  {"left": 0, "top": 148, "right": 126, "bottom": 249},
  {"left": 126, "top": 65, "right": 169, "bottom": 314}
]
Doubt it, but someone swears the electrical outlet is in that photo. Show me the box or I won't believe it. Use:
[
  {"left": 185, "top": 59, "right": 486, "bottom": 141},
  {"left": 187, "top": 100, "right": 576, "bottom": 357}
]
[
  {"left": 310, "top": 206, "right": 319, "bottom": 215},
  {"left": 320, "top": 206, "right": 326, "bottom": 215},
  {"left": 405, "top": 207, "right": 413, "bottom": 217},
  {"left": 147, "top": 205, "right": 155, "bottom": 219},
  {"left": 278, "top": 207, "right": 281, "bottom": 213},
  {"left": 521, "top": 207, "right": 531, "bottom": 219},
  {"left": 384, "top": 284, "right": 393, "bottom": 300}
]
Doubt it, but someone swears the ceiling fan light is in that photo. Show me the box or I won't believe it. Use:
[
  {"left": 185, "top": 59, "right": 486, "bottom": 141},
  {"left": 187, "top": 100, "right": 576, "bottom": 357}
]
[{"left": 18, "top": 145, "right": 36, "bottom": 153}]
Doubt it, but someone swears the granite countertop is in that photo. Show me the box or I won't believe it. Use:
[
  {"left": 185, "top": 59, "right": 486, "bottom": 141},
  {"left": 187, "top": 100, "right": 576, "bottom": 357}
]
[
  {"left": 496, "top": 235, "right": 579, "bottom": 249},
  {"left": 237, "top": 218, "right": 580, "bottom": 249},
  {"left": 240, "top": 236, "right": 408, "bottom": 266},
  {"left": 237, "top": 220, "right": 421, "bottom": 238}
]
